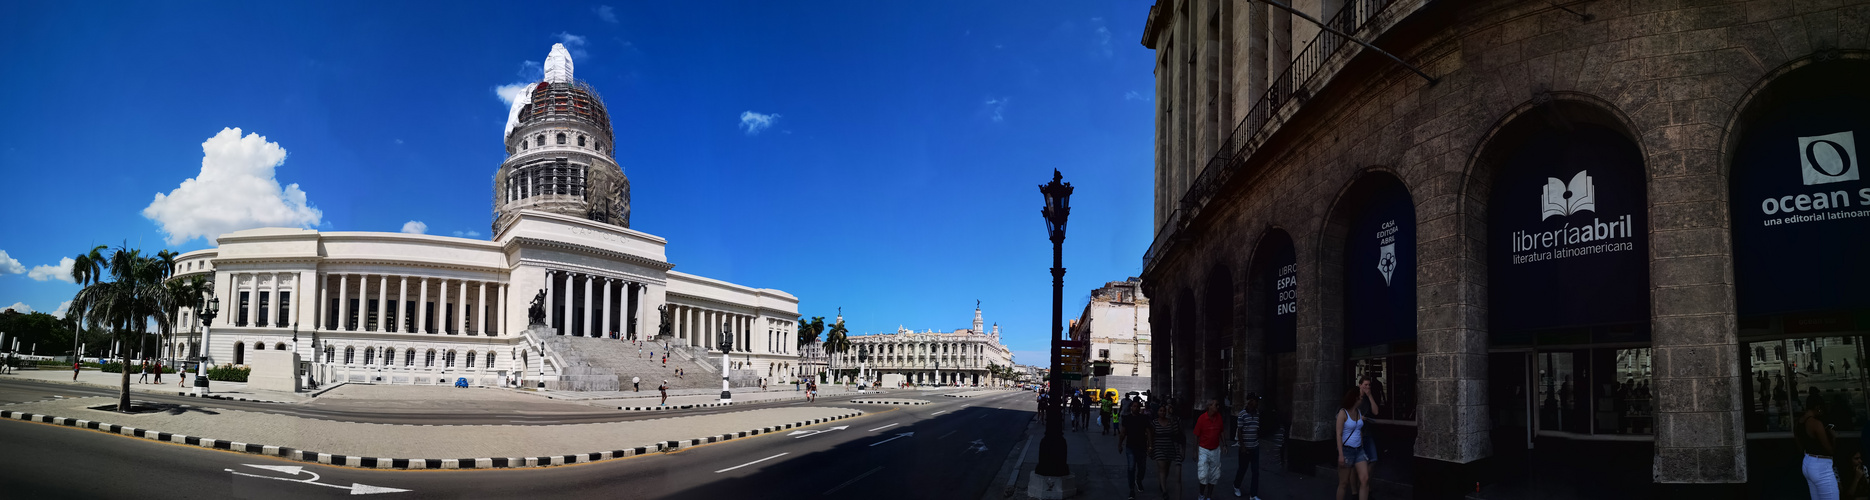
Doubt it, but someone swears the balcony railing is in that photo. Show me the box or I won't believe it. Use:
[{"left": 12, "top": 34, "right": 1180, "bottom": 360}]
[{"left": 1145, "top": 0, "right": 1402, "bottom": 272}]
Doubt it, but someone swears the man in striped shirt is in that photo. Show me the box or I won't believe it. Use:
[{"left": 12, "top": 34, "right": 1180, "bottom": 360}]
[{"left": 1233, "top": 393, "right": 1263, "bottom": 500}]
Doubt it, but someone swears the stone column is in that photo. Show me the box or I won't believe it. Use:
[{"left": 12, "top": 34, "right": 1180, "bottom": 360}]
[
  {"left": 376, "top": 275, "right": 388, "bottom": 333},
  {"left": 315, "top": 273, "right": 326, "bottom": 331},
  {"left": 396, "top": 276, "right": 408, "bottom": 333},
  {"left": 438, "top": 278, "right": 450, "bottom": 334},
  {"left": 458, "top": 279, "right": 468, "bottom": 335},
  {"left": 582, "top": 275, "right": 594, "bottom": 338},
  {"left": 338, "top": 274, "right": 349, "bottom": 331},
  {"left": 418, "top": 277, "right": 430, "bottom": 334},
  {"left": 602, "top": 278, "right": 613, "bottom": 339},
  {"left": 547, "top": 271, "right": 558, "bottom": 332},
  {"left": 497, "top": 283, "right": 507, "bottom": 336},
  {"left": 476, "top": 280, "right": 488, "bottom": 335},
  {"left": 267, "top": 273, "right": 280, "bottom": 328}
]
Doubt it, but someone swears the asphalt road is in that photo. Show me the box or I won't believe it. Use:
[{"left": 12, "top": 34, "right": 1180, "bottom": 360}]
[
  {"left": 0, "top": 390, "right": 1036, "bottom": 499},
  {"left": 0, "top": 377, "right": 841, "bottom": 425}
]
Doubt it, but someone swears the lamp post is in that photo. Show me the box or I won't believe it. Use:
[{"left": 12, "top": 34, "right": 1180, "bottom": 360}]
[
  {"left": 858, "top": 348, "right": 870, "bottom": 393},
  {"left": 1030, "top": 169, "right": 1076, "bottom": 498},
  {"left": 193, "top": 294, "right": 220, "bottom": 396},
  {"left": 719, "top": 321, "right": 734, "bottom": 403}
]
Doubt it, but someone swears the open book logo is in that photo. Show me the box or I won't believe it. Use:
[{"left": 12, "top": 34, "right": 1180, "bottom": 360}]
[{"left": 1540, "top": 171, "right": 1596, "bottom": 220}]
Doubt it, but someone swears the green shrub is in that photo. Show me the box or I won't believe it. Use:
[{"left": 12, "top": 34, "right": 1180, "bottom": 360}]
[{"left": 207, "top": 364, "right": 250, "bottom": 382}]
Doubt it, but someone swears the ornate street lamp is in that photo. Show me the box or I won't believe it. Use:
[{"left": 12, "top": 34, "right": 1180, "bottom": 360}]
[
  {"left": 193, "top": 294, "right": 220, "bottom": 396},
  {"left": 718, "top": 321, "right": 734, "bottom": 403},
  {"left": 1031, "top": 169, "right": 1075, "bottom": 497}
]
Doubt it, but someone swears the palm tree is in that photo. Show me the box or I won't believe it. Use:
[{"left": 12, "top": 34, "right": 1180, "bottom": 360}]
[
  {"left": 70, "top": 244, "right": 175, "bottom": 412},
  {"left": 161, "top": 275, "right": 211, "bottom": 370},
  {"left": 66, "top": 245, "right": 106, "bottom": 359},
  {"left": 823, "top": 317, "right": 851, "bottom": 384}
]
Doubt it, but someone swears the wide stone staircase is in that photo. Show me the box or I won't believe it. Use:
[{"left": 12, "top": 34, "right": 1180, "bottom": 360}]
[{"left": 531, "top": 332, "right": 753, "bottom": 391}]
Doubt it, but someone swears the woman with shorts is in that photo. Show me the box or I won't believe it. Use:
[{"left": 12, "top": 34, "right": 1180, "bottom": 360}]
[{"left": 1337, "top": 387, "right": 1372, "bottom": 500}]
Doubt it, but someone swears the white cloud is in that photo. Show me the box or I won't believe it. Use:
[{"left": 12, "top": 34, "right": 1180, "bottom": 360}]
[
  {"left": 1124, "top": 90, "right": 1150, "bottom": 101},
  {"left": 985, "top": 98, "right": 1009, "bottom": 122},
  {"left": 53, "top": 300, "right": 71, "bottom": 318},
  {"left": 739, "top": 111, "right": 781, "bottom": 135},
  {"left": 1093, "top": 18, "right": 1112, "bottom": 57},
  {"left": 142, "top": 128, "right": 322, "bottom": 246},
  {"left": 400, "top": 221, "right": 428, "bottom": 234},
  {"left": 593, "top": 5, "right": 618, "bottom": 24},
  {"left": 28, "top": 257, "right": 75, "bottom": 283},
  {"left": 555, "top": 32, "right": 589, "bottom": 59},
  {"left": 452, "top": 230, "right": 483, "bottom": 238},
  {"left": 4, "top": 302, "right": 30, "bottom": 314},
  {"left": 0, "top": 250, "right": 23, "bottom": 274}
]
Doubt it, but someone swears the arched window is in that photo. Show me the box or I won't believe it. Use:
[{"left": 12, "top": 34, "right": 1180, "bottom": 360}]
[
  {"left": 234, "top": 342, "right": 246, "bottom": 365},
  {"left": 486, "top": 351, "right": 497, "bottom": 369},
  {"left": 556, "top": 133, "right": 566, "bottom": 145},
  {"left": 363, "top": 347, "right": 374, "bottom": 365},
  {"left": 404, "top": 349, "right": 415, "bottom": 366},
  {"left": 577, "top": 135, "right": 586, "bottom": 147},
  {"left": 275, "top": 343, "right": 287, "bottom": 351},
  {"left": 445, "top": 350, "right": 457, "bottom": 367},
  {"left": 536, "top": 135, "right": 545, "bottom": 147},
  {"left": 323, "top": 345, "right": 333, "bottom": 362},
  {"left": 466, "top": 351, "right": 477, "bottom": 368},
  {"left": 425, "top": 349, "right": 436, "bottom": 367},
  {"left": 343, "top": 346, "right": 355, "bottom": 365},
  {"left": 522, "top": 141, "right": 528, "bottom": 151}
]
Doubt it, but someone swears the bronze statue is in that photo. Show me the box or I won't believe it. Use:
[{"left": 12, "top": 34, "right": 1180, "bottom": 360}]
[
  {"left": 528, "top": 289, "right": 547, "bottom": 326},
  {"left": 657, "top": 304, "right": 672, "bottom": 337}
]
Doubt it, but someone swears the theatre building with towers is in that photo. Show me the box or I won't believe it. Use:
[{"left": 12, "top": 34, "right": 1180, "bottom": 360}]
[
  {"left": 164, "top": 43, "right": 802, "bottom": 391},
  {"left": 1139, "top": 0, "right": 1870, "bottom": 497}
]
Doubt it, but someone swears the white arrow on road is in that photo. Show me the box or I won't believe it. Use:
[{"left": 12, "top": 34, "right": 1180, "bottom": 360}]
[
  {"left": 868, "top": 431, "right": 915, "bottom": 447},
  {"left": 228, "top": 464, "right": 412, "bottom": 495},
  {"left": 789, "top": 425, "right": 849, "bottom": 438},
  {"left": 967, "top": 439, "right": 989, "bottom": 454}
]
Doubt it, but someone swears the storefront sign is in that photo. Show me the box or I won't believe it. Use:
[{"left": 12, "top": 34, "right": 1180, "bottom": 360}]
[
  {"left": 1346, "top": 182, "right": 1416, "bottom": 348},
  {"left": 1732, "top": 93, "right": 1870, "bottom": 317},
  {"left": 1489, "top": 126, "right": 1649, "bottom": 333},
  {"left": 1260, "top": 230, "right": 1298, "bottom": 353}
]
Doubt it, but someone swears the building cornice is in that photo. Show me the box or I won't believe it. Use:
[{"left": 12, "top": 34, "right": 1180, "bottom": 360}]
[{"left": 506, "top": 236, "right": 675, "bottom": 271}]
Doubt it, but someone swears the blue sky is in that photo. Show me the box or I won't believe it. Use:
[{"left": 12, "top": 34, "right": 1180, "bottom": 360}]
[{"left": 0, "top": 1, "right": 1157, "bottom": 365}]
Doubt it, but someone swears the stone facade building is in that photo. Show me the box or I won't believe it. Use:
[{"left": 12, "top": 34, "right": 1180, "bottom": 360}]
[
  {"left": 167, "top": 43, "right": 801, "bottom": 391},
  {"left": 1068, "top": 278, "right": 1152, "bottom": 379},
  {"left": 832, "top": 308, "right": 1015, "bottom": 387},
  {"left": 1138, "top": 0, "right": 1870, "bottom": 496}
]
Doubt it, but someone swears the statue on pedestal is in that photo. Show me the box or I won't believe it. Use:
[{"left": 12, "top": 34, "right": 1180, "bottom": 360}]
[
  {"left": 656, "top": 304, "right": 673, "bottom": 338},
  {"left": 528, "top": 289, "right": 548, "bottom": 326}
]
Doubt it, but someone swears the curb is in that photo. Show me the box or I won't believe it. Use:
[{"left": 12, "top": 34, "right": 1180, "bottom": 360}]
[
  {"left": 848, "top": 399, "right": 929, "bottom": 405},
  {"left": 173, "top": 392, "right": 291, "bottom": 404},
  {"left": 1, "top": 408, "right": 865, "bottom": 469},
  {"left": 618, "top": 401, "right": 734, "bottom": 411}
]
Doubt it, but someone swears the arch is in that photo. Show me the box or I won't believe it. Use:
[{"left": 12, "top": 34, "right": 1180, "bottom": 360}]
[
  {"left": 486, "top": 351, "right": 497, "bottom": 369},
  {"left": 255, "top": 342, "right": 266, "bottom": 351},
  {"left": 1317, "top": 168, "right": 1418, "bottom": 419},
  {"left": 556, "top": 133, "right": 566, "bottom": 145},
  {"left": 323, "top": 345, "right": 333, "bottom": 362},
  {"left": 1245, "top": 227, "right": 1299, "bottom": 433},
  {"left": 1200, "top": 263, "right": 1235, "bottom": 403},
  {"left": 234, "top": 342, "right": 247, "bottom": 365},
  {"left": 343, "top": 346, "right": 355, "bottom": 365},
  {"left": 425, "top": 349, "right": 437, "bottom": 367},
  {"left": 536, "top": 135, "right": 545, "bottom": 147},
  {"left": 363, "top": 346, "right": 375, "bottom": 365},
  {"left": 405, "top": 348, "right": 416, "bottom": 366},
  {"left": 466, "top": 351, "right": 477, "bottom": 368},
  {"left": 445, "top": 350, "right": 457, "bottom": 368},
  {"left": 1172, "top": 287, "right": 1199, "bottom": 405},
  {"left": 275, "top": 342, "right": 286, "bottom": 351},
  {"left": 577, "top": 135, "right": 586, "bottom": 147}
]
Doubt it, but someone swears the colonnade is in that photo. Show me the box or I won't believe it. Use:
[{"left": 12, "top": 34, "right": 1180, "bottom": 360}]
[
  {"left": 663, "top": 303, "right": 768, "bottom": 353},
  {"left": 315, "top": 273, "right": 508, "bottom": 336},
  {"left": 543, "top": 270, "right": 644, "bottom": 339},
  {"left": 229, "top": 272, "right": 302, "bottom": 329}
]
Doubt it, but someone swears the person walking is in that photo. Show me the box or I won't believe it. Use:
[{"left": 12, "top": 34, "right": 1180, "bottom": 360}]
[
  {"left": 73, "top": 360, "right": 81, "bottom": 380},
  {"left": 1149, "top": 403, "right": 1185, "bottom": 500},
  {"left": 1194, "top": 399, "right": 1225, "bottom": 500},
  {"left": 633, "top": 376, "right": 641, "bottom": 392},
  {"left": 1357, "top": 375, "right": 1384, "bottom": 466},
  {"left": 1801, "top": 392, "right": 1841, "bottom": 500},
  {"left": 658, "top": 381, "right": 669, "bottom": 406},
  {"left": 1233, "top": 394, "right": 1264, "bottom": 500},
  {"left": 1117, "top": 402, "right": 1150, "bottom": 499},
  {"left": 153, "top": 360, "right": 163, "bottom": 384},
  {"left": 1092, "top": 393, "right": 1107, "bottom": 436},
  {"left": 1337, "top": 387, "right": 1373, "bottom": 500},
  {"left": 177, "top": 365, "right": 187, "bottom": 387},
  {"left": 138, "top": 359, "right": 151, "bottom": 384}
]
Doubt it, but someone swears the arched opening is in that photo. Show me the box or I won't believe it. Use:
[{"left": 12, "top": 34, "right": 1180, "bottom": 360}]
[
  {"left": 1201, "top": 265, "right": 1235, "bottom": 404},
  {"left": 255, "top": 343, "right": 266, "bottom": 351},
  {"left": 1320, "top": 170, "right": 1418, "bottom": 479},
  {"left": 343, "top": 346, "right": 355, "bottom": 365},
  {"left": 467, "top": 351, "right": 477, "bottom": 368},
  {"left": 1729, "top": 57, "right": 1870, "bottom": 489},
  {"left": 363, "top": 347, "right": 375, "bottom": 365},
  {"left": 445, "top": 350, "right": 457, "bottom": 368},
  {"left": 234, "top": 342, "right": 247, "bottom": 365},
  {"left": 556, "top": 133, "right": 566, "bottom": 145},
  {"left": 274, "top": 342, "right": 287, "bottom": 351},
  {"left": 486, "top": 351, "right": 497, "bottom": 369},
  {"left": 1173, "top": 288, "right": 1199, "bottom": 408},
  {"left": 1246, "top": 227, "right": 1298, "bottom": 462},
  {"left": 1474, "top": 98, "right": 1652, "bottom": 487},
  {"left": 425, "top": 349, "right": 436, "bottom": 367}
]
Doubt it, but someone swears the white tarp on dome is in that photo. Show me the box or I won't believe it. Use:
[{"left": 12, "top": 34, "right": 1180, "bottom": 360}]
[{"left": 544, "top": 43, "right": 574, "bottom": 83}]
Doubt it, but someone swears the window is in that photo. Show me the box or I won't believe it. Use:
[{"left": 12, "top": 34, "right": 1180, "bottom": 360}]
[
  {"left": 344, "top": 346, "right": 355, "bottom": 365},
  {"left": 536, "top": 135, "right": 545, "bottom": 147},
  {"left": 275, "top": 343, "right": 286, "bottom": 351},
  {"left": 1535, "top": 347, "right": 1652, "bottom": 435},
  {"left": 238, "top": 291, "right": 250, "bottom": 327},
  {"left": 363, "top": 347, "right": 374, "bottom": 365},
  {"left": 1745, "top": 336, "right": 1864, "bottom": 433},
  {"left": 234, "top": 342, "right": 246, "bottom": 365},
  {"left": 445, "top": 350, "right": 457, "bottom": 368},
  {"left": 276, "top": 292, "right": 291, "bottom": 327},
  {"left": 487, "top": 351, "right": 497, "bottom": 368},
  {"left": 323, "top": 345, "right": 333, "bottom": 362},
  {"left": 467, "top": 351, "right": 477, "bottom": 368},
  {"left": 577, "top": 135, "right": 585, "bottom": 147},
  {"left": 1099, "top": 349, "right": 1110, "bottom": 359},
  {"left": 425, "top": 349, "right": 436, "bottom": 367},
  {"left": 404, "top": 349, "right": 415, "bottom": 366},
  {"left": 255, "top": 343, "right": 266, "bottom": 351},
  {"left": 556, "top": 133, "right": 566, "bottom": 145},
  {"left": 521, "top": 141, "right": 528, "bottom": 150},
  {"left": 257, "top": 291, "right": 270, "bottom": 327}
]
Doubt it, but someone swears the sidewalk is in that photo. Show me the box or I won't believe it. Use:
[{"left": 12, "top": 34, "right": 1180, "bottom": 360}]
[
  {"left": 0, "top": 394, "right": 866, "bottom": 468},
  {"left": 995, "top": 415, "right": 1338, "bottom": 500},
  {"left": 0, "top": 366, "right": 316, "bottom": 403}
]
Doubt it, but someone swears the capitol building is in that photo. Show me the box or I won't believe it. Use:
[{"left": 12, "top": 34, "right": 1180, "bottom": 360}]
[{"left": 166, "top": 44, "right": 801, "bottom": 390}]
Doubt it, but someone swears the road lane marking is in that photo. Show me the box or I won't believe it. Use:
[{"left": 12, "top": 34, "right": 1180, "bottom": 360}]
[
  {"left": 867, "top": 423, "right": 899, "bottom": 432},
  {"left": 938, "top": 430, "right": 956, "bottom": 439},
  {"left": 714, "top": 453, "right": 789, "bottom": 473},
  {"left": 227, "top": 464, "right": 411, "bottom": 494},
  {"left": 931, "top": 410, "right": 947, "bottom": 416},
  {"left": 823, "top": 466, "right": 883, "bottom": 496},
  {"left": 868, "top": 432, "right": 915, "bottom": 447}
]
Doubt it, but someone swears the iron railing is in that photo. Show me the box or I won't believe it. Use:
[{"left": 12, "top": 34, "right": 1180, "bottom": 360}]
[{"left": 1145, "top": 0, "right": 1402, "bottom": 272}]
